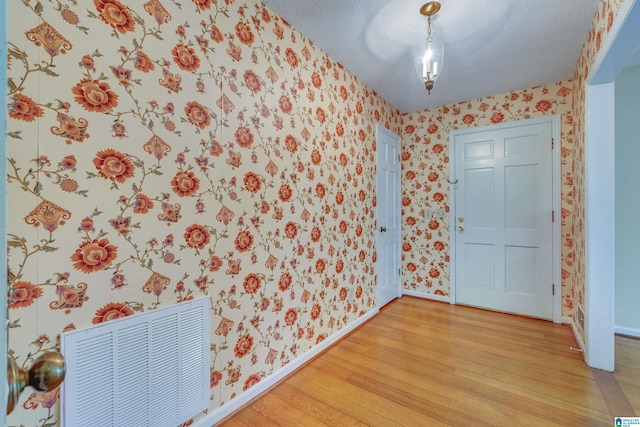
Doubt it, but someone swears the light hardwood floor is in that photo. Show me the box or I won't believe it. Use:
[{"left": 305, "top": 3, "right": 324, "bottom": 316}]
[
  {"left": 616, "top": 335, "right": 640, "bottom": 415},
  {"left": 218, "top": 297, "right": 638, "bottom": 426}
]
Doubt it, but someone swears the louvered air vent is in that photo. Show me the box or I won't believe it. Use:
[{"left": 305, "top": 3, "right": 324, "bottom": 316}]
[{"left": 61, "top": 297, "right": 210, "bottom": 427}]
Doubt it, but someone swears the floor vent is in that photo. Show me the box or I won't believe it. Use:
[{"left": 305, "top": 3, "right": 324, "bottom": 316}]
[
  {"left": 61, "top": 297, "right": 210, "bottom": 427},
  {"left": 577, "top": 303, "right": 585, "bottom": 331}
]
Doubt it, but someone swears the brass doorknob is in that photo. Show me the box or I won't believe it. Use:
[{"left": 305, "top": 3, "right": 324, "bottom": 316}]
[
  {"left": 7, "top": 352, "right": 66, "bottom": 415},
  {"left": 380, "top": 227, "right": 387, "bottom": 232},
  {"left": 458, "top": 225, "right": 464, "bottom": 231}
]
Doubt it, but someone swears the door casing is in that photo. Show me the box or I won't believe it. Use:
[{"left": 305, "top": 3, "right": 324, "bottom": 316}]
[
  {"left": 582, "top": 0, "right": 640, "bottom": 373},
  {"left": 448, "top": 115, "right": 562, "bottom": 324}
]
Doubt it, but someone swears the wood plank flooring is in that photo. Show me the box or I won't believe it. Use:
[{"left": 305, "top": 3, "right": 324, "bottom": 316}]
[
  {"left": 616, "top": 335, "right": 640, "bottom": 415},
  {"left": 218, "top": 297, "right": 638, "bottom": 426}
]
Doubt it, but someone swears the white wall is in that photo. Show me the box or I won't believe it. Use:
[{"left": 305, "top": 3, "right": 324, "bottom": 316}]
[{"left": 615, "top": 65, "right": 640, "bottom": 336}]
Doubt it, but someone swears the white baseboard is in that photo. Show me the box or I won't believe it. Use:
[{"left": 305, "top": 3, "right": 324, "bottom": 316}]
[
  {"left": 193, "top": 307, "right": 379, "bottom": 427},
  {"left": 402, "top": 289, "right": 450, "bottom": 303},
  {"left": 615, "top": 325, "right": 640, "bottom": 338},
  {"left": 563, "top": 316, "right": 586, "bottom": 354}
]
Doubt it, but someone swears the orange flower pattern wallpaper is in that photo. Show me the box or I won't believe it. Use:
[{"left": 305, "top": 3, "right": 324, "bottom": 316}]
[
  {"left": 6, "top": 0, "right": 399, "bottom": 425},
  {"left": 4, "top": 0, "right": 624, "bottom": 425}
]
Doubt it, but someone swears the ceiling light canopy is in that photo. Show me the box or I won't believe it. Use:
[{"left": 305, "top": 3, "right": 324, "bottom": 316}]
[{"left": 414, "top": 1, "right": 443, "bottom": 95}]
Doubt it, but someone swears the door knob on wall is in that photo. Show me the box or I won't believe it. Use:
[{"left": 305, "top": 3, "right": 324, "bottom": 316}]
[
  {"left": 458, "top": 225, "right": 464, "bottom": 231},
  {"left": 380, "top": 227, "right": 387, "bottom": 232},
  {"left": 7, "top": 352, "right": 66, "bottom": 414}
]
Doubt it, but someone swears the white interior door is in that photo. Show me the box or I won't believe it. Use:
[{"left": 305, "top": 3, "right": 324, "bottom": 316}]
[
  {"left": 376, "top": 124, "right": 401, "bottom": 308},
  {"left": 454, "top": 120, "right": 554, "bottom": 319}
]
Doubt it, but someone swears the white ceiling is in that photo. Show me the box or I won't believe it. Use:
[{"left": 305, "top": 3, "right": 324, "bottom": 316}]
[{"left": 262, "top": 0, "right": 600, "bottom": 113}]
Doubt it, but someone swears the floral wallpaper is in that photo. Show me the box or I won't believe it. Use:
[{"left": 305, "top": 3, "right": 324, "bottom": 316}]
[
  {"left": 6, "top": 0, "right": 399, "bottom": 425},
  {"left": 4, "top": 0, "right": 629, "bottom": 425},
  {"left": 401, "top": 83, "right": 574, "bottom": 310}
]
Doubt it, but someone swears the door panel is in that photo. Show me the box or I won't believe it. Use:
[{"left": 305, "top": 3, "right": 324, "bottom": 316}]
[
  {"left": 464, "top": 139, "right": 494, "bottom": 160},
  {"left": 455, "top": 121, "right": 553, "bottom": 319},
  {"left": 505, "top": 245, "right": 537, "bottom": 294},
  {"left": 505, "top": 165, "right": 537, "bottom": 229},
  {"left": 465, "top": 168, "right": 494, "bottom": 227},
  {"left": 464, "top": 244, "right": 495, "bottom": 289},
  {"left": 376, "top": 125, "right": 401, "bottom": 308}
]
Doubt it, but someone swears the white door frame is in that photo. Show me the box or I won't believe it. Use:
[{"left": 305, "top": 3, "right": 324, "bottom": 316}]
[
  {"left": 584, "top": 0, "right": 640, "bottom": 372},
  {"left": 376, "top": 123, "right": 402, "bottom": 308},
  {"left": 448, "top": 116, "right": 562, "bottom": 324}
]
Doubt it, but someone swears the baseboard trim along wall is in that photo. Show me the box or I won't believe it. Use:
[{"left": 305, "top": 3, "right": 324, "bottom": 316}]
[
  {"left": 194, "top": 307, "right": 379, "bottom": 427},
  {"left": 563, "top": 316, "right": 586, "bottom": 357},
  {"left": 615, "top": 325, "right": 640, "bottom": 338},
  {"left": 402, "top": 289, "right": 450, "bottom": 303}
]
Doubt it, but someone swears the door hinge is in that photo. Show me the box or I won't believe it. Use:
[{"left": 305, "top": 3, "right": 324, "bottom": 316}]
[
  {"left": 552, "top": 210, "right": 555, "bottom": 222},
  {"left": 551, "top": 138, "right": 554, "bottom": 150},
  {"left": 398, "top": 154, "right": 401, "bottom": 162},
  {"left": 398, "top": 268, "right": 401, "bottom": 276},
  {"left": 552, "top": 284, "right": 555, "bottom": 296}
]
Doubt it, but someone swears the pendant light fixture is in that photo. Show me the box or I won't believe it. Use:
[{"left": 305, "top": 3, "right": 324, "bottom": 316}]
[{"left": 415, "top": 1, "right": 443, "bottom": 94}]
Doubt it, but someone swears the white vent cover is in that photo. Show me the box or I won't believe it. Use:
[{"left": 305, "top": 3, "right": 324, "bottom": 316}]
[{"left": 61, "top": 297, "right": 210, "bottom": 427}]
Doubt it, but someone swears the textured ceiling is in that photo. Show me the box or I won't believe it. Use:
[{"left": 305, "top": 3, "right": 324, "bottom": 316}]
[{"left": 262, "top": 0, "right": 600, "bottom": 113}]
